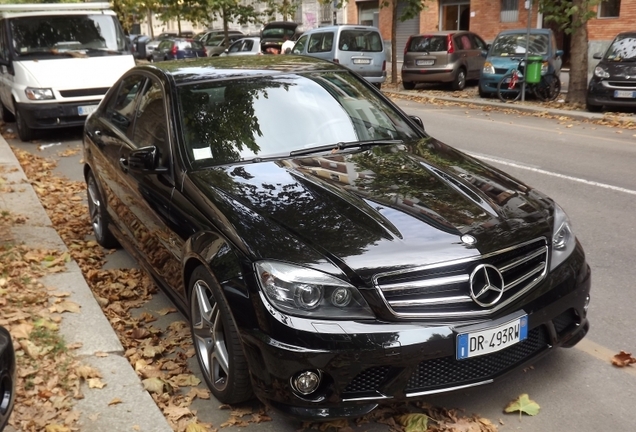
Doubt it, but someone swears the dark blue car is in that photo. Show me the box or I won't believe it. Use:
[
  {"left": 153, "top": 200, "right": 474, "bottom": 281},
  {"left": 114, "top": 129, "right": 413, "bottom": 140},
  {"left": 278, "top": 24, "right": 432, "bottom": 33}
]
[
  {"left": 150, "top": 38, "right": 207, "bottom": 62},
  {"left": 479, "top": 28, "right": 563, "bottom": 98}
]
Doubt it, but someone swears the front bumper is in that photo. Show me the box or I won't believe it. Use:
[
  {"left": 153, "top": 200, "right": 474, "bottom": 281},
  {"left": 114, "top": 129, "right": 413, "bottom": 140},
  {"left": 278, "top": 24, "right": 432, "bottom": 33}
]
[
  {"left": 239, "top": 249, "right": 591, "bottom": 420},
  {"left": 587, "top": 79, "right": 636, "bottom": 108},
  {"left": 16, "top": 100, "right": 100, "bottom": 130},
  {"left": 479, "top": 74, "right": 506, "bottom": 94}
]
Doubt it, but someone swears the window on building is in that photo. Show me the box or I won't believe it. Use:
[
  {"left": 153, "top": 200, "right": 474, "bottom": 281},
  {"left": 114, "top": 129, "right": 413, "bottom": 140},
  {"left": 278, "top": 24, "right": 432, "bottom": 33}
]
[
  {"left": 358, "top": 2, "right": 379, "bottom": 26},
  {"left": 320, "top": 3, "right": 332, "bottom": 24},
  {"left": 598, "top": 0, "right": 620, "bottom": 18},
  {"left": 501, "top": 0, "right": 519, "bottom": 23}
]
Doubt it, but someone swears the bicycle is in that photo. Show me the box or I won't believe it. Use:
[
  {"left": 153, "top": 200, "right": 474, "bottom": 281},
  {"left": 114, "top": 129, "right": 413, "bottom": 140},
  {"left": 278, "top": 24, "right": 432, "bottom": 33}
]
[{"left": 496, "top": 58, "right": 561, "bottom": 103}]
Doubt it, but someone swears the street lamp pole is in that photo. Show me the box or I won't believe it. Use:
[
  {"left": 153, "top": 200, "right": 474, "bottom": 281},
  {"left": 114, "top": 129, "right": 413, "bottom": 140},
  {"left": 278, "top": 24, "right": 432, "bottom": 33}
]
[{"left": 522, "top": 0, "right": 532, "bottom": 102}]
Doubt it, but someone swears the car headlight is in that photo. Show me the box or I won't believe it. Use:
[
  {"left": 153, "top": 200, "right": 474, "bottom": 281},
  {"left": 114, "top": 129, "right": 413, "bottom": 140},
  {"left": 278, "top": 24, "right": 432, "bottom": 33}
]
[
  {"left": 541, "top": 61, "right": 548, "bottom": 75},
  {"left": 550, "top": 204, "right": 576, "bottom": 271},
  {"left": 25, "top": 88, "right": 54, "bottom": 100},
  {"left": 482, "top": 61, "right": 495, "bottom": 75},
  {"left": 594, "top": 66, "right": 610, "bottom": 79},
  {"left": 255, "top": 261, "right": 374, "bottom": 319}
]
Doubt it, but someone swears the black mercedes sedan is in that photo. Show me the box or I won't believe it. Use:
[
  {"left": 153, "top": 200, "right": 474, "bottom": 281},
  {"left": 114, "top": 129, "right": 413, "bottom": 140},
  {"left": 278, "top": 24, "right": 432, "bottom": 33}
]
[
  {"left": 0, "top": 325, "right": 16, "bottom": 431},
  {"left": 82, "top": 56, "right": 591, "bottom": 420}
]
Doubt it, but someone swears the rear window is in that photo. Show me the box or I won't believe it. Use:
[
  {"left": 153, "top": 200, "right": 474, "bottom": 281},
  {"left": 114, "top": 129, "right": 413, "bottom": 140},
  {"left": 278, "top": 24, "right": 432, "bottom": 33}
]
[
  {"left": 604, "top": 34, "right": 636, "bottom": 61},
  {"left": 407, "top": 35, "right": 447, "bottom": 53},
  {"left": 490, "top": 34, "right": 549, "bottom": 56},
  {"left": 177, "top": 40, "right": 204, "bottom": 50},
  {"left": 338, "top": 29, "right": 383, "bottom": 52}
]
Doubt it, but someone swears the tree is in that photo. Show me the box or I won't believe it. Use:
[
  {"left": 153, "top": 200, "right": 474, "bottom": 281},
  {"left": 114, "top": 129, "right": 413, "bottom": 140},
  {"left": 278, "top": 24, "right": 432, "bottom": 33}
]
[
  {"left": 263, "top": 0, "right": 299, "bottom": 22},
  {"left": 538, "top": 0, "right": 600, "bottom": 105}
]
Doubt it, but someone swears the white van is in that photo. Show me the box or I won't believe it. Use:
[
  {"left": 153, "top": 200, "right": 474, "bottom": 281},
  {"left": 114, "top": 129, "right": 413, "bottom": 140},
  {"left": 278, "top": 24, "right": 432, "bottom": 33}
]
[
  {"left": 292, "top": 25, "right": 386, "bottom": 89},
  {"left": 0, "top": 3, "right": 135, "bottom": 141}
]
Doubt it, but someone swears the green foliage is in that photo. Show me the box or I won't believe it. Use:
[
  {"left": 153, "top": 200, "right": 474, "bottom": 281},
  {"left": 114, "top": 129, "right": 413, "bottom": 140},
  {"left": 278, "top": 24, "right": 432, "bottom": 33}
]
[
  {"left": 538, "top": 0, "right": 600, "bottom": 34},
  {"left": 263, "top": 0, "right": 298, "bottom": 22}
]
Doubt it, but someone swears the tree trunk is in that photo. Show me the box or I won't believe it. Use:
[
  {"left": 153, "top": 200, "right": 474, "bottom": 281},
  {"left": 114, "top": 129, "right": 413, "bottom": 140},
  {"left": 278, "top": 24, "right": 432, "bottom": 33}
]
[
  {"left": 566, "top": 0, "right": 588, "bottom": 105},
  {"left": 391, "top": 0, "right": 398, "bottom": 85}
]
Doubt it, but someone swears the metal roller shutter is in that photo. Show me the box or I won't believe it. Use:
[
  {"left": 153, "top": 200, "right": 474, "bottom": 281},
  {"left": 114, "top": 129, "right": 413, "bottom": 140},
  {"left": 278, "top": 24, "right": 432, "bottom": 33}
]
[{"left": 395, "top": 2, "right": 420, "bottom": 62}]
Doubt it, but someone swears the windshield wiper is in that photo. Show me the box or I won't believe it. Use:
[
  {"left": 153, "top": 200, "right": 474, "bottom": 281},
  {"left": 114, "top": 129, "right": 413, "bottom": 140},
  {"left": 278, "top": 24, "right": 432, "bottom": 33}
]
[{"left": 289, "top": 139, "right": 403, "bottom": 157}]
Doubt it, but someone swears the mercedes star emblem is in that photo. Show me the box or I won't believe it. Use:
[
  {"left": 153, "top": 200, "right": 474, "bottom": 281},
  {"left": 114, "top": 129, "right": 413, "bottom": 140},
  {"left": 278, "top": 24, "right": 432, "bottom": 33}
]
[{"left": 469, "top": 264, "right": 505, "bottom": 307}]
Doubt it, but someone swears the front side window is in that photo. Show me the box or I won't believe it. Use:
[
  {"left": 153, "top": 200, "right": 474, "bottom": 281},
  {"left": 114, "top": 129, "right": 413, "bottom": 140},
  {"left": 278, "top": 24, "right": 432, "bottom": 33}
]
[
  {"left": 598, "top": 0, "right": 621, "bottom": 18},
  {"left": 228, "top": 40, "right": 243, "bottom": 53},
  {"left": 105, "top": 75, "right": 145, "bottom": 135},
  {"left": 177, "top": 71, "right": 419, "bottom": 167},
  {"left": 292, "top": 34, "right": 308, "bottom": 54},
  {"left": 133, "top": 81, "right": 170, "bottom": 168},
  {"left": 500, "top": 0, "right": 519, "bottom": 23},
  {"left": 10, "top": 14, "right": 127, "bottom": 59}
]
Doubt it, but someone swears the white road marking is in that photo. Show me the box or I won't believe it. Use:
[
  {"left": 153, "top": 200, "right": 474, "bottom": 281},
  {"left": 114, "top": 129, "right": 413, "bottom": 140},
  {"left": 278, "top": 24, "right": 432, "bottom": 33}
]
[{"left": 468, "top": 152, "right": 636, "bottom": 197}]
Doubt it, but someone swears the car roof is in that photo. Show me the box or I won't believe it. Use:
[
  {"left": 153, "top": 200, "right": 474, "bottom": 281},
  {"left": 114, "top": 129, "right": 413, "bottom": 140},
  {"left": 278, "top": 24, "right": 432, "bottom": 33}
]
[
  {"left": 304, "top": 25, "right": 379, "bottom": 33},
  {"left": 412, "top": 31, "right": 470, "bottom": 36},
  {"left": 141, "top": 56, "right": 342, "bottom": 85}
]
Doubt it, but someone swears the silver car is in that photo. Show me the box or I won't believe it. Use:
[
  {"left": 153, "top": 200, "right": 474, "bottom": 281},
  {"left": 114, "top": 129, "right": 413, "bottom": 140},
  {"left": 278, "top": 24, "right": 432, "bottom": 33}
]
[
  {"left": 222, "top": 37, "right": 262, "bottom": 56},
  {"left": 401, "top": 31, "right": 488, "bottom": 91}
]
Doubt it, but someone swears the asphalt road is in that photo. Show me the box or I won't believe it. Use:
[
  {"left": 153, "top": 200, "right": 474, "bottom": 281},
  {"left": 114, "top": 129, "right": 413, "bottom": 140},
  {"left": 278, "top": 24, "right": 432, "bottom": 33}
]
[{"left": 7, "top": 98, "right": 636, "bottom": 431}]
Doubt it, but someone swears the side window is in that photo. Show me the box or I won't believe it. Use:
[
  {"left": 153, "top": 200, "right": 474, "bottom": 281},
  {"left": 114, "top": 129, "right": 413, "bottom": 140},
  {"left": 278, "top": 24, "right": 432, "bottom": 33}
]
[
  {"left": 471, "top": 34, "right": 487, "bottom": 50},
  {"left": 105, "top": 75, "right": 145, "bottom": 135},
  {"left": 0, "top": 21, "right": 7, "bottom": 61},
  {"left": 242, "top": 40, "right": 254, "bottom": 51},
  {"left": 293, "top": 34, "right": 308, "bottom": 54},
  {"left": 228, "top": 40, "right": 242, "bottom": 53},
  {"left": 132, "top": 80, "right": 169, "bottom": 166},
  {"left": 308, "top": 33, "right": 333, "bottom": 53}
]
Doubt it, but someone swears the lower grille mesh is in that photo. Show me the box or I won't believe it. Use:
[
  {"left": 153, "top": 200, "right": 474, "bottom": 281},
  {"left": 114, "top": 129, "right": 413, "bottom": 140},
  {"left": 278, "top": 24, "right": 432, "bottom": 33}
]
[
  {"left": 343, "top": 366, "right": 390, "bottom": 393},
  {"left": 405, "top": 326, "right": 548, "bottom": 392}
]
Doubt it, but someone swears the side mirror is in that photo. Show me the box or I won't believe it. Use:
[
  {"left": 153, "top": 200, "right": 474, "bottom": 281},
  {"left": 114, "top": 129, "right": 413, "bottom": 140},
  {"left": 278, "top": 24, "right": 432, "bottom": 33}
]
[
  {"left": 556, "top": 49, "right": 564, "bottom": 57},
  {"left": 128, "top": 146, "right": 168, "bottom": 174},
  {"left": 480, "top": 50, "right": 488, "bottom": 58},
  {"left": 409, "top": 115, "right": 425, "bottom": 132},
  {"left": 592, "top": 52, "right": 602, "bottom": 60}
]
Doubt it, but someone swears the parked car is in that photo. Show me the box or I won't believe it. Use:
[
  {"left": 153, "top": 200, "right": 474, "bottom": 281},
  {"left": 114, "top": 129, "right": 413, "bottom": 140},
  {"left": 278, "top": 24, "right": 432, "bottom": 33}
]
[
  {"left": 0, "top": 325, "right": 16, "bottom": 431},
  {"left": 401, "top": 31, "right": 488, "bottom": 91},
  {"left": 479, "top": 28, "right": 563, "bottom": 98},
  {"left": 83, "top": 55, "right": 591, "bottom": 421},
  {"left": 586, "top": 31, "right": 636, "bottom": 112},
  {"left": 196, "top": 29, "right": 244, "bottom": 44},
  {"left": 260, "top": 21, "right": 302, "bottom": 54},
  {"left": 200, "top": 33, "right": 246, "bottom": 56},
  {"left": 221, "top": 36, "right": 262, "bottom": 56},
  {"left": 149, "top": 38, "right": 207, "bottom": 62},
  {"left": 292, "top": 25, "right": 386, "bottom": 88}
]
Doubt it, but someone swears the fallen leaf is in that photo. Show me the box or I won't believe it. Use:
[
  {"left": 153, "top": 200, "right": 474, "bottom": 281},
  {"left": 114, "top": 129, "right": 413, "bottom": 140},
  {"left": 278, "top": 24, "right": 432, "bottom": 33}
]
[
  {"left": 87, "top": 378, "right": 106, "bottom": 389},
  {"left": 397, "top": 413, "right": 429, "bottom": 432},
  {"left": 611, "top": 350, "right": 636, "bottom": 367},
  {"left": 142, "top": 377, "right": 167, "bottom": 394},
  {"left": 108, "top": 398, "right": 123, "bottom": 405},
  {"left": 505, "top": 393, "right": 540, "bottom": 417}
]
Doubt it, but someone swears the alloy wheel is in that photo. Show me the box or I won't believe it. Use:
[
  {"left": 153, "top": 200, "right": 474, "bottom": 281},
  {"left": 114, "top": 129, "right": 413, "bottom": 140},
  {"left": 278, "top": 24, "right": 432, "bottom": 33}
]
[
  {"left": 87, "top": 175, "right": 104, "bottom": 240},
  {"left": 191, "top": 279, "right": 230, "bottom": 392}
]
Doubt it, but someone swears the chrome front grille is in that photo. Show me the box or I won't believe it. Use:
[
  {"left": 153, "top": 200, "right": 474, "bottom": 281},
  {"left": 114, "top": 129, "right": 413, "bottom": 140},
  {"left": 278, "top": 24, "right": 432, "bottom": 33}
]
[{"left": 374, "top": 238, "right": 548, "bottom": 319}]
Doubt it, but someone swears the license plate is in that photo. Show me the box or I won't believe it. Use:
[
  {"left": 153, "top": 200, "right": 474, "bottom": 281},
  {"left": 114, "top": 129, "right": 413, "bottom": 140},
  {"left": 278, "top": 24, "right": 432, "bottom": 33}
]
[
  {"left": 614, "top": 90, "right": 636, "bottom": 98},
  {"left": 353, "top": 58, "right": 371, "bottom": 65},
  {"left": 456, "top": 315, "right": 528, "bottom": 360},
  {"left": 416, "top": 59, "right": 434, "bottom": 66},
  {"left": 78, "top": 105, "right": 98, "bottom": 116}
]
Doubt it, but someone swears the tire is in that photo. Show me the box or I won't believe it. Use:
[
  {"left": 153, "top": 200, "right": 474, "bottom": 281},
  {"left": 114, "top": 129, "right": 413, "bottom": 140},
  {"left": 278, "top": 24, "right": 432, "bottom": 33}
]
[
  {"left": 189, "top": 266, "right": 252, "bottom": 404},
  {"left": 0, "top": 101, "right": 15, "bottom": 123},
  {"left": 374, "top": 83, "right": 382, "bottom": 90},
  {"left": 534, "top": 74, "right": 561, "bottom": 102},
  {"left": 497, "top": 73, "right": 522, "bottom": 102},
  {"left": 478, "top": 85, "right": 491, "bottom": 98},
  {"left": 586, "top": 101, "right": 603, "bottom": 113},
  {"left": 402, "top": 81, "right": 416, "bottom": 90},
  {"left": 451, "top": 68, "right": 466, "bottom": 90},
  {"left": 15, "top": 105, "right": 36, "bottom": 142},
  {"left": 86, "top": 171, "right": 119, "bottom": 249}
]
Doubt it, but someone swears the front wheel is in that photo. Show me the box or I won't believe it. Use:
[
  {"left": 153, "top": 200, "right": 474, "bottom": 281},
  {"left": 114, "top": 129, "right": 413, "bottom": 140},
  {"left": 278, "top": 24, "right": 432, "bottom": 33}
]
[
  {"left": 86, "top": 171, "right": 119, "bottom": 249},
  {"left": 497, "top": 73, "right": 522, "bottom": 102},
  {"left": 402, "top": 81, "right": 416, "bottom": 90},
  {"left": 15, "top": 105, "right": 36, "bottom": 142},
  {"left": 189, "top": 266, "right": 252, "bottom": 404}
]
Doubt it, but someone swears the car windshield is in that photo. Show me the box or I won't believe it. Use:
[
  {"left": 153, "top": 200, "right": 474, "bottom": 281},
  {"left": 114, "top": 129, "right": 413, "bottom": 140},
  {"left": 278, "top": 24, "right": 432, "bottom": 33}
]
[
  {"left": 407, "top": 35, "right": 447, "bottom": 52},
  {"left": 178, "top": 71, "right": 419, "bottom": 167},
  {"left": 490, "top": 34, "right": 549, "bottom": 56},
  {"left": 339, "top": 29, "right": 383, "bottom": 52},
  {"left": 10, "top": 14, "right": 128, "bottom": 58},
  {"left": 605, "top": 35, "right": 636, "bottom": 61}
]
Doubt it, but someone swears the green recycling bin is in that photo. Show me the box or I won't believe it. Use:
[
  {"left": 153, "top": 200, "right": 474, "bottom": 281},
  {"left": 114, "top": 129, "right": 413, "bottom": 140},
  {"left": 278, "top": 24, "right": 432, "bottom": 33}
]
[{"left": 525, "top": 56, "right": 543, "bottom": 84}]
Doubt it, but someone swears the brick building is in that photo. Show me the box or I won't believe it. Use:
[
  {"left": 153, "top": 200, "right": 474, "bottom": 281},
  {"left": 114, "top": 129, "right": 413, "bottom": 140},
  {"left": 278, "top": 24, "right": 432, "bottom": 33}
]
[{"left": 346, "top": 0, "right": 635, "bottom": 62}]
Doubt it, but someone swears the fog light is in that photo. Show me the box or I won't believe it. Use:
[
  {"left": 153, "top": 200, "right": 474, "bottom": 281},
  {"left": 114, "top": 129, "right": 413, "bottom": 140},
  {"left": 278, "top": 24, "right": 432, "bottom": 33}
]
[
  {"left": 292, "top": 370, "right": 321, "bottom": 395},
  {"left": 584, "top": 295, "right": 590, "bottom": 313}
]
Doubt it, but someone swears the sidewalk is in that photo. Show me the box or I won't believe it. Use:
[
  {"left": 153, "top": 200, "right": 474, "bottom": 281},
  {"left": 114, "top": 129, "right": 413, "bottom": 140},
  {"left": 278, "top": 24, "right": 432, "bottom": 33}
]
[{"left": 0, "top": 138, "right": 172, "bottom": 431}]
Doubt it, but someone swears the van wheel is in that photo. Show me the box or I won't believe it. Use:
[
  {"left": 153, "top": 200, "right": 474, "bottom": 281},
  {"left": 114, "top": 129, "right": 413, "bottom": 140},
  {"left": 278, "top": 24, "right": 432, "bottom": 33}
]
[
  {"left": 373, "top": 83, "right": 382, "bottom": 90},
  {"left": 0, "top": 101, "right": 15, "bottom": 123},
  {"left": 15, "top": 106, "right": 36, "bottom": 142},
  {"left": 403, "top": 81, "right": 415, "bottom": 90},
  {"left": 452, "top": 68, "right": 466, "bottom": 90}
]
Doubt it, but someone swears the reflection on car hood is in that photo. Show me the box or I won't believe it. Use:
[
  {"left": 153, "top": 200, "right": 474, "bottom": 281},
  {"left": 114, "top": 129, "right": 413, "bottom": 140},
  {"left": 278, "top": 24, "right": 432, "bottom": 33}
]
[
  {"left": 601, "top": 61, "right": 636, "bottom": 78},
  {"left": 189, "top": 139, "right": 553, "bottom": 274}
]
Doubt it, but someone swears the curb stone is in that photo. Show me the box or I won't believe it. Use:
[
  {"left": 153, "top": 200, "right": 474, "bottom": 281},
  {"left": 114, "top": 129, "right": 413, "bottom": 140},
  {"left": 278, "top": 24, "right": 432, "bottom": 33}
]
[{"left": 0, "top": 136, "right": 172, "bottom": 432}]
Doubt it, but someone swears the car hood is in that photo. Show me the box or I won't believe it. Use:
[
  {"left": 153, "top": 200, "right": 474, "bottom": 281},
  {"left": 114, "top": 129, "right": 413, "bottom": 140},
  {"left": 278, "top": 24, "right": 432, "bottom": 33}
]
[
  {"left": 188, "top": 140, "right": 553, "bottom": 276},
  {"left": 599, "top": 60, "right": 636, "bottom": 78}
]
